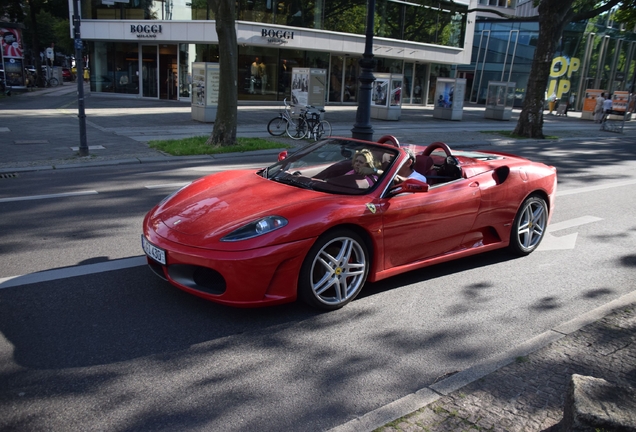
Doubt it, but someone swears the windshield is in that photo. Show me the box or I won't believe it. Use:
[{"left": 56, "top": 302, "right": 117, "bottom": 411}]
[{"left": 262, "top": 138, "right": 399, "bottom": 195}]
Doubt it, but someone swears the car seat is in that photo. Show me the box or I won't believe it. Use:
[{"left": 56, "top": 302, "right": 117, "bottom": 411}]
[{"left": 413, "top": 154, "right": 435, "bottom": 180}]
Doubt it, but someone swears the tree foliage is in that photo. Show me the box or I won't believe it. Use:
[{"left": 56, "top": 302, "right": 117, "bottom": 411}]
[
  {"left": 1, "top": 0, "right": 73, "bottom": 73},
  {"left": 466, "top": 0, "right": 633, "bottom": 138}
]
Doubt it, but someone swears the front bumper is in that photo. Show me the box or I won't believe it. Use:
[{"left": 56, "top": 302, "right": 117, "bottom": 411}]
[{"left": 143, "top": 229, "right": 315, "bottom": 308}]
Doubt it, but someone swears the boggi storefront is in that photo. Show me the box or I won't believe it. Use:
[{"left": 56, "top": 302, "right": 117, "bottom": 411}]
[{"left": 75, "top": 0, "right": 474, "bottom": 105}]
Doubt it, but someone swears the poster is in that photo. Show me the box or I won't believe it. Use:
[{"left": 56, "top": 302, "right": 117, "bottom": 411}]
[
  {"left": 1, "top": 27, "right": 23, "bottom": 58},
  {"left": 373, "top": 79, "right": 388, "bottom": 106},
  {"left": 611, "top": 91, "right": 629, "bottom": 112},
  {"left": 192, "top": 64, "right": 205, "bottom": 107},
  {"left": 582, "top": 89, "right": 605, "bottom": 114},
  {"left": 3, "top": 57, "right": 24, "bottom": 87},
  {"left": 206, "top": 63, "right": 219, "bottom": 106},
  {"left": 291, "top": 68, "right": 309, "bottom": 107}
]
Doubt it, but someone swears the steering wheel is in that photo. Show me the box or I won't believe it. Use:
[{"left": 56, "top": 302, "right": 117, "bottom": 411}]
[
  {"left": 376, "top": 135, "right": 400, "bottom": 148},
  {"left": 423, "top": 141, "right": 452, "bottom": 157}
]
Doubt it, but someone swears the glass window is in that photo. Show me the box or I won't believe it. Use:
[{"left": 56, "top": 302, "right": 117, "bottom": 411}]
[{"left": 89, "top": 42, "right": 139, "bottom": 94}]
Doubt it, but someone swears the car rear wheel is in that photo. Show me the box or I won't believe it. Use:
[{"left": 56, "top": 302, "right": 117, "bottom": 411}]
[
  {"left": 509, "top": 195, "right": 548, "bottom": 256},
  {"left": 298, "top": 230, "right": 369, "bottom": 310}
]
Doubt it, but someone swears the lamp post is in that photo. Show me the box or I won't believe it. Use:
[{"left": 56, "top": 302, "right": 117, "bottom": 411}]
[
  {"left": 72, "top": 0, "right": 88, "bottom": 156},
  {"left": 351, "top": 0, "right": 376, "bottom": 141}
]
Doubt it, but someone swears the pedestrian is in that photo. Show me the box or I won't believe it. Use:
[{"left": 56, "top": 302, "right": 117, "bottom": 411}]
[
  {"left": 601, "top": 93, "right": 613, "bottom": 123},
  {"left": 594, "top": 92, "right": 605, "bottom": 123}
]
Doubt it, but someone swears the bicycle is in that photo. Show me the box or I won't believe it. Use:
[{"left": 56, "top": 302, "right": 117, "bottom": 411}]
[
  {"left": 45, "top": 76, "right": 59, "bottom": 87},
  {"left": 300, "top": 106, "right": 332, "bottom": 141},
  {"left": 267, "top": 98, "right": 307, "bottom": 140}
]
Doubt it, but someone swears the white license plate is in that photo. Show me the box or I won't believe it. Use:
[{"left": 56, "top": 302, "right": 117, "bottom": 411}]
[{"left": 142, "top": 235, "right": 166, "bottom": 265}]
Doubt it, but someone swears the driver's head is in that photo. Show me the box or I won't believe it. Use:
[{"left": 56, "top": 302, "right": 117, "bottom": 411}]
[
  {"left": 352, "top": 149, "right": 374, "bottom": 174},
  {"left": 397, "top": 149, "right": 415, "bottom": 177}
]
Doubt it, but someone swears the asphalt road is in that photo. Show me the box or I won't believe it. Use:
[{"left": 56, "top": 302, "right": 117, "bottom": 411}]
[{"left": 1, "top": 136, "right": 636, "bottom": 431}]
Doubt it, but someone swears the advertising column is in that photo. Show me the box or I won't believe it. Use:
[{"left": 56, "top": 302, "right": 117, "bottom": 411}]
[
  {"left": 581, "top": 89, "right": 606, "bottom": 121},
  {"left": 191, "top": 62, "right": 219, "bottom": 123},
  {"left": 1, "top": 26, "right": 26, "bottom": 88}
]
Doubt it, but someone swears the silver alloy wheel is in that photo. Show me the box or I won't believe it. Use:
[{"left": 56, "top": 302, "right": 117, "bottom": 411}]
[
  {"left": 309, "top": 236, "right": 367, "bottom": 307},
  {"left": 513, "top": 196, "right": 548, "bottom": 254}
]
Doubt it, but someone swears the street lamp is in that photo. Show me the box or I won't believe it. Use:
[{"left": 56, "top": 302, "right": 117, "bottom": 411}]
[
  {"left": 72, "top": 0, "right": 88, "bottom": 156},
  {"left": 351, "top": 0, "right": 376, "bottom": 141}
]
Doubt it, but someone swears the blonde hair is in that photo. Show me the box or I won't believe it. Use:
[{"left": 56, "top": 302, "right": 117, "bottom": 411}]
[{"left": 353, "top": 149, "right": 375, "bottom": 168}]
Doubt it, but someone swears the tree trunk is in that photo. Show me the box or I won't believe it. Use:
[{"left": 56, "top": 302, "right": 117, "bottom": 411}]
[
  {"left": 206, "top": 0, "right": 238, "bottom": 147},
  {"left": 27, "top": 0, "right": 45, "bottom": 88},
  {"left": 513, "top": 0, "right": 574, "bottom": 138}
]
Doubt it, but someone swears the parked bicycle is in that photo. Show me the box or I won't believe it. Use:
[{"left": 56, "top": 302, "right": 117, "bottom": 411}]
[
  {"left": 267, "top": 98, "right": 306, "bottom": 139},
  {"left": 44, "top": 75, "right": 59, "bottom": 87},
  {"left": 267, "top": 99, "right": 332, "bottom": 141},
  {"left": 300, "top": 106, "right": 332, "bottom": 141}
]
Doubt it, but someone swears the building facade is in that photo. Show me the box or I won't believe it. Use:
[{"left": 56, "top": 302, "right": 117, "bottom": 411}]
[
  {"left": 73, "top": 0, "right": 475, "bottom": 105},
  {"left": 458, "top": 3, "right": 636, "bottom": 110}
]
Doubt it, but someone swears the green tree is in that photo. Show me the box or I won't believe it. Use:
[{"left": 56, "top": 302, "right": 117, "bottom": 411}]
[{"left": 468, "top": 0, "right": 633, "bottom": 138}]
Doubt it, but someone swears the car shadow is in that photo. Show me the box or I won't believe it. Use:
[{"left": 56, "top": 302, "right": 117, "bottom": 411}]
[
  {"left": 0, "top": 265, "right": 320, "bottom": 370},
  {"left": 358, "top": 248, "right": 517, "bottom": 300}
]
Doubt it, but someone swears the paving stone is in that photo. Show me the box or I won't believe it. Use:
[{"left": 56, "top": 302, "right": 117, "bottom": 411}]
[{"left": 375, "top": 305, "right": 636, "bottom": 432}]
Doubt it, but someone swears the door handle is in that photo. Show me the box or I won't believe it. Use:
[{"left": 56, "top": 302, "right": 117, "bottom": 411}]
[{"left": 469, "top": 181, "right": 479, "bottom": 187}]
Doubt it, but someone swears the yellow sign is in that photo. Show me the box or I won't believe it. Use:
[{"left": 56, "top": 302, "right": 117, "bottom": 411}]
[{"left": 547, "top": 56, "right": 580, "bottom": 99}]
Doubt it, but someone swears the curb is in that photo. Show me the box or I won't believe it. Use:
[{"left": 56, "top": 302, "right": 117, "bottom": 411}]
[{"left": 328, "top": 289, "right": 636, "bottom": 432}]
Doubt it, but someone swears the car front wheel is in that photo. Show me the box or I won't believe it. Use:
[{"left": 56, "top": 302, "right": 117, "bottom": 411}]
[
  {"left": 509, "top": 195, "right": 548, "bottom": 256},
  {"left": 298, "top": 230, "right": 369, "bottom": 310}
]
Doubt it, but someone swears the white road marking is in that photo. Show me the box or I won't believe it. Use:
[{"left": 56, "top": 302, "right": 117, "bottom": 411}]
[
  {"left": 539, "top": 215, "right": 603, "bottom": 251},
  {"left": 547, "top": 216, "right": 603, "bottom": 233},
  {"left": 0, "top": 256, "right": 148, "bottom": 289},
  {"left": 538, "top": 233, "right": 579, "bottom": 251},
  {"left": 145, "top": 182, "right": 190, "bottom": 190},
  {"left": 0, "top": 190, "right": 98, "bottom": 203},
  {"left": 557, "top": 179, "right": 636, "bottom": 196}
]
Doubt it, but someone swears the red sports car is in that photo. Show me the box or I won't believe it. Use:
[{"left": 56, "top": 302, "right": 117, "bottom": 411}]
[{"left": 142, "top": 136, "right": 557, "bottom": 310}]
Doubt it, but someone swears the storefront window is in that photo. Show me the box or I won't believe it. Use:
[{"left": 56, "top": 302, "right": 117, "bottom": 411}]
[
  {"left": 414, "top": 63, "right": 427, "bottom": 104},
  {"left": 179, "top": 44, "right": 194, "bottom": 98},
  {"left": 89, "top": 42, "right": 140, "bottom": 94},
  {"left": 428, "top": 63, "right": 451, "bottom": 105},
  {"left": 81, "top": 0, "right": 151, "bottom": 20}
]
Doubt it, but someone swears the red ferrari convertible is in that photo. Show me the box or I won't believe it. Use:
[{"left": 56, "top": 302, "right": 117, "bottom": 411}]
[{"left": 142, "top": 136, "right": 557, "bottom": 310}]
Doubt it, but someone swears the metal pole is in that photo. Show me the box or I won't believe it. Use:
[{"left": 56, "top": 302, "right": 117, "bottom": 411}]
[
  {"left": 351, "top": 0, "right": 376, "bottom": 141},
  {"left": 73, "top": 0, "right": 89, "bottom": 156}
]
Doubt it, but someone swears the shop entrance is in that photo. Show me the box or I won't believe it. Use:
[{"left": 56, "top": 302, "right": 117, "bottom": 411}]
[
  {"left": 329, "top": 55, "right": 360, "bottom": 103},
  {"left": 141, "top": 44, "right": 178, "bottom": 99}
]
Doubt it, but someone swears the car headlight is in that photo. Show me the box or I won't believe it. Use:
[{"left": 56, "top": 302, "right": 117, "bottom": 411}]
[{"left": 221, "top": 216, "right": 288, "bottom": 242}]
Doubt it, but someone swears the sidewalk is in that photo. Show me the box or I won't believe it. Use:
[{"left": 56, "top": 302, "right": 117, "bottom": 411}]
[
  {"left": 335, "top": 292, "right": 636, "bottom": 432},
  {"left": 2, "top": 86, "right": 636, "bottom": 432},
  {"left": 1, "top": 84, "right": 633, "bottom": 173}
]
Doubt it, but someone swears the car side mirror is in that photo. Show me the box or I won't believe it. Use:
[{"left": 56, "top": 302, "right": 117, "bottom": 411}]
[
  {"left": 278, "top": 151, "right": 288, "bottom": 161},
  {"left": 390, "top": 178, "right": 429, "bottom": 195}
]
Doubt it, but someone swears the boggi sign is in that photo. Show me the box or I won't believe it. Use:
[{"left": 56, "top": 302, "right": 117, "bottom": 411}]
[
  {"left": 261, "top": 28, "right": 294, "bottom": 44},
  {"left": 130, "top": 24, "right": 163, "bottom": 38}
]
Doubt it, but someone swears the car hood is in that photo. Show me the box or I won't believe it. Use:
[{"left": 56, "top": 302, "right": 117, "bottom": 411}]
[{"left": 153, "top": 170, "right": 320, "bottom": 238}]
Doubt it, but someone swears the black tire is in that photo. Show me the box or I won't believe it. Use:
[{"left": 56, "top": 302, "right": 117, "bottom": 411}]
[
  {"left": 314, "top": 120, "right": 332, "bottom": 141},
  {"left": 286, "top": 117, "right": 308, "bottom": 140},
  {"left": 49, "top": 77, "right": 59, "bottom": 87},
  {"left": 509, "top": 195, "right": 548, "bottom": 256},
  {"left": 298, "top": 229, "right": 369, "bottom": 310},
  {"left": 267, "top": 116, "right": 287, "bottom": 136}
]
